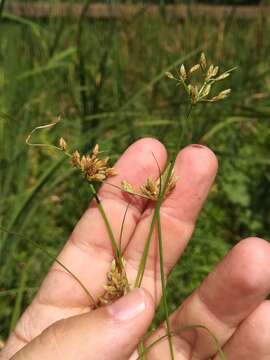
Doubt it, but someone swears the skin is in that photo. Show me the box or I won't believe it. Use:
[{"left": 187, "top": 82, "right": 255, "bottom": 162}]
[{"left": 1, "top": 138, "right": 270, "bottom": 360}]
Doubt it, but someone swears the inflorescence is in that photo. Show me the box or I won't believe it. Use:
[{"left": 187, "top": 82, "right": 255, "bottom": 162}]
[{"left": 166, "top": 52, "right": 236, "bottom": 105}]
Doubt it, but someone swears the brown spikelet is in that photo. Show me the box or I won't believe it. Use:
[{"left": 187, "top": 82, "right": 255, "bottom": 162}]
[
  {"left": 59, "top": 137, "right": 67, "bottom": 151},
  {"left": 189, "top": 64, "right": 200, "bottom": 74},
  {"left": 121, "top": 180, "right": 135, "bottom": 194},
  {"left": 166, "top": 51, "right": 236, "bottom": 105},
  {"left": 70, "top": 145, "right": 116, "bottom": 183},
  {"left": 180, "top": 64, "right": 187, "bottom": 81},
  {"left": 200, "top": 52, "right": 207, "bottom": 71},
  {"left": 165, "top": 71, "right": 174, "bottom": 79},
  {"left": 71, "top": 150, "right": 81, "bottom": 167},
  {"left": 121, "top": 169, "right": 178, "bottom": 202},
  {"left": 140, "top": 177, "right": 159, "bottom": 201},
  {"left": 98, "top": 258, "right": 129, "bottom": 305}
]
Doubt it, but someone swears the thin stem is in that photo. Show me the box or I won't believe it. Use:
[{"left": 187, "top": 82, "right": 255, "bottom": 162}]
[
  {"left": 0, "top": 227, "right": 98, "bottom": 308},
  {"left": 177, "top": 103, "right": 193, "bottom": 153},
  {"left": 89, "top": 184, "right": 120, "bottom": 260},
  {"left": 135, "top": 162, "right": 175, "bottom": 359},
  {"left": 134, "top": 162, "right": 174, "bottom": 287},
  {"left": 157, "top": 212, "right": 175, "bottom": 360},
  {"left": 136, "top": 324, "right": 226, "bottom": 360},
  {"left": 119, "top": 203, "right": 130, "bottom": 252},
  {"left": 134, "top": 202, "right": 160, "bottom": 287},
  {"left": 89, "top": 183, "right": 128, "bottom": 285},
  {"left": 53, "top": 254, "right": 98, "bottom": 307},
  {"left": 138, "top": 342, "right": 146, "bottom": 360},
  {"left": 155, "top": 155, "right": 174, "bottom": 359}
]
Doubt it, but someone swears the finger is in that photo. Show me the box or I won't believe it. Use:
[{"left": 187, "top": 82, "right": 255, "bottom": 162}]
[
  {"left": 124, "top": 144, "right": 217, "bottom": 299},
  {"left": 8, "top": 289, "right": 154, "bottom": 360},
  {"left": 4, "top": 139, "right": 166, "bottom": 356},
  {"left": 213, "top": 300, "right": 270, "bottom": 360},
  {"left": 145, "top": 237, "right": 270, "bottom": 359}
]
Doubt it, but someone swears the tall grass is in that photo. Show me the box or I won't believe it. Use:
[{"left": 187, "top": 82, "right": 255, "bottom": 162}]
[{"left": 1, "top": 3, "right": 270, "bottom": 342}]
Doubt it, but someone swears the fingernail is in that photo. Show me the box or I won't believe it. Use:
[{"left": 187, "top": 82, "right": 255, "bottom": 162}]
[
  {"left": 107, "top": 288, "right": 146, "bottom": 321},
  {"left": 190, "top": 144, "right": 206, "bottom": 149}
]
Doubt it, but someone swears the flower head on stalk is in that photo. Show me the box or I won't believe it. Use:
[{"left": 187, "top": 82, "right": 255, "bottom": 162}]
[
  {"left": 68, "top": 143, "right": 116, "bottom": 183},
  {"left": 121, "top": 168, "right": 178, "bottom": 202},
  {"left": 165, "top": 52, "right": 236, "bottom": 105}
]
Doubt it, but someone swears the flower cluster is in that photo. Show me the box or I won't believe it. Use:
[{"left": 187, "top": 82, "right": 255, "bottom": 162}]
[
  {"left": 98, "top": 258, "right": 129, "bottom": 305},
  {"left": 166, "top": 52, "right": 236, "bottom": 105},
  {"left": 70, "top": 144, "right": 116, "bottom": 183},
  {"left": 58, "top": 138, "right": 116, "bottom": 183},
  {"left": 122, "top": 169, "right": 178, "bottom": 201}
]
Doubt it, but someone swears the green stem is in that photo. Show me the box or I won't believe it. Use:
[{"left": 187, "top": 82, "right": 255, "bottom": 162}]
[
  {"left": 0, "top": 227, "right": 98, "bottom": 308},
  {"left": 134, "top": 202, "right": 160, "bottom": 288},
  {"left": 135, "top": 162, "right": 175, "bottom": 359},
  {"left": 157, "top": 212, "right": 175, "bottom": 360},
  {"left": 138, "top": 342, "right": 146, "bottom": 360},
  {"left": 177, "top": 103, "right": 193, "bottom": 154},
  {"left": 89, "top": 184, "right": 120, "bottom": 259},
  {"left": 134, "top": 162, "right": 174, "bottom": 287},
  {"left": 89, "top": 184, "right": 127, "bottom": 279},
  {"left": 136, "top": 324, "right": 226, "bottom": 360}
]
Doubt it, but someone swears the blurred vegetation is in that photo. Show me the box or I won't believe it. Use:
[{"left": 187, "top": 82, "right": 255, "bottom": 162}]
[
  {"left": 1, "top": 1, "right": 270, "bottom": 341},
  {"left": 5, "top": 0, "right": 268, "bottom": 4}
]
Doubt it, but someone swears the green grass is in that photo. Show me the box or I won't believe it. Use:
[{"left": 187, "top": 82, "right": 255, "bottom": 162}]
[{"left": 1, "top": 3, "right": 270, "bottom": 342}]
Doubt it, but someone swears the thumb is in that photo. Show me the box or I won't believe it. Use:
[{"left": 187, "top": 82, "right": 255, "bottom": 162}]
[{"left": 12, "top": 289, "right": 154, "bottom": 360}]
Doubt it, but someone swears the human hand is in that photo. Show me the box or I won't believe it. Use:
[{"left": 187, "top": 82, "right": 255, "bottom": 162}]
[{"left": 2, "top": 139, "right": 270, "bottom": 359}]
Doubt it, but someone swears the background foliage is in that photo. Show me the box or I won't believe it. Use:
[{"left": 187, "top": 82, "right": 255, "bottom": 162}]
[{"left": 1, "top": 0, "right": 270, "bottom": 342}]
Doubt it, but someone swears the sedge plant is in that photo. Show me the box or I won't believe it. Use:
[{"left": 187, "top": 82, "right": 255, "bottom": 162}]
[{"left": 4, "top": 51, "right": 235, "bottom": 359}]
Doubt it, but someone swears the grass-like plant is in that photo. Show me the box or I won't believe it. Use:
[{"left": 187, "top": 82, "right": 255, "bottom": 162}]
[
  {"left": 16, "top": 51, "right": 235, "bottom": 359},
  {"left": 1, "top": 5, "right": 270, "bottom": 355}
]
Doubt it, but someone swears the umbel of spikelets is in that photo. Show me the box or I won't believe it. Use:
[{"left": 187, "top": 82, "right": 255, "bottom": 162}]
[{"left": 166, "top": 52, "right": 236, "bottom": 105}]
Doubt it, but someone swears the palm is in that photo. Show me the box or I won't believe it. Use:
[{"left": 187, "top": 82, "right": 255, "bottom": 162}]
[{"left": 4, "top": 139, "right": 270, "bottom": 359}]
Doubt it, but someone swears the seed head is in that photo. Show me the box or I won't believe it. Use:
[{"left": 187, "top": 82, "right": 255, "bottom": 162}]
[
  {"left": 121, "top": 180, "right": 135, "bottom": 194},
  {"left": 164, "top": 169, "right": 178, "bottom": 194},
  {"left": 98, "top": 258, "right": 129, "bottom": 305},
  {"left": 189, "top": 64, "right": 201, "bottom": 74},
  {"left": 165, "top": 71, "right": 174, "bottom": 80},
  {"left": 140, "top": 177, "right": 159, "bottom": 201},
  {"left": 210, "top": 88, "right": 231, "bottom": 102},
  {"left": 180, "top": 64, "right": 187, "bottom": 81},
  {"left": 200, "top": 52, "right": 207, "bottom": 71},
  {"left": 219, "top": 88, "right": 231, "bottom": 97},
  {"left": 188, "top": 84, "right": 198, "bottom": 104},
  {"left": 206, "top": 64, "right": 214, "bottom": 80},
  {"left": 59, "top": 137, "right": 67, "bottom": 151},
  {"left": 216, "top": 72, "right": 230, "bottom": 81},
  {"left": 166, "top": 51, "right": 235, "bottom": 105},
  {"left": 70, "top": 145, "right": 116, "bottom": 183},
  {"left": 92, "top": 143, "right": 99, "bottom": 156},
  {"left": 71, "top": 150, "right": 81, "bottom": 167},
  {"left": 212, "top": 66, "right": 219, "bottom": 77},
  {"left": 201, "top": 84, "right": 211, "bottom": 98},
  {"left": 121, "top": 169, "right": 178, "bottom": 202}
]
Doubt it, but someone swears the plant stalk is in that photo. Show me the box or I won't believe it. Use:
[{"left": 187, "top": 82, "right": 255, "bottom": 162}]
[
  {"left": 135, "top": 162, "right": 174, "bottom": 359},
  {"left": 157, "top": 212, "right": 175, "bottom": 360},
  {"left": 89, "top": 184, "right": 127, "bottom": 278},
  {"left": 134, "top": 162, "right": 174, "bottom": 288}
]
